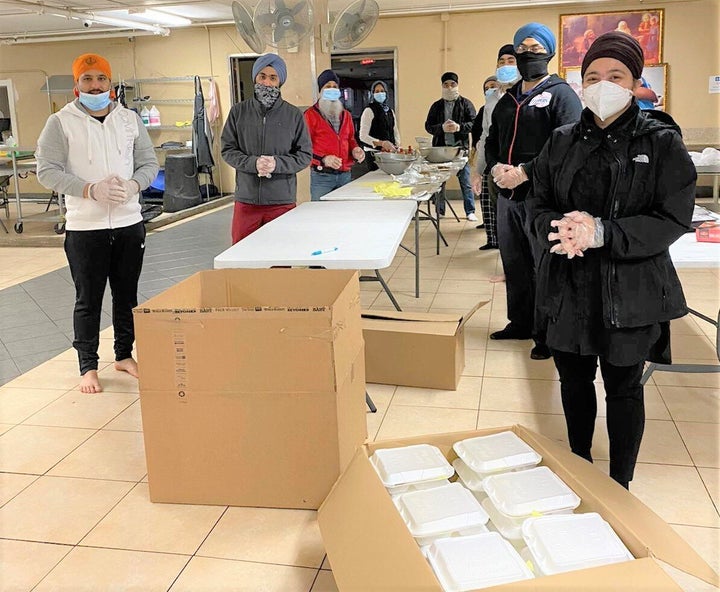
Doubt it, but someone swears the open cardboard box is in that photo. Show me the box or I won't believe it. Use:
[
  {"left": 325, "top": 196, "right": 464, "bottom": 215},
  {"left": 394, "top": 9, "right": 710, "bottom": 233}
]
[
  {"left": 134, "top": 269, "right": 367, "bottom": 509},
  {"left": 318, "top": 425, "right": 719, "bottom": 591},
  {"left": 362, "top": 301, "right": 487, "bottom": 390}
]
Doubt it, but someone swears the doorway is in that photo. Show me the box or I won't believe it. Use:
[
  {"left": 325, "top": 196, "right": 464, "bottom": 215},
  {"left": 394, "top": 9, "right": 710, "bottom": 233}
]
[{"left": 228, "top": 54, "right": 260, "bottom": 105}]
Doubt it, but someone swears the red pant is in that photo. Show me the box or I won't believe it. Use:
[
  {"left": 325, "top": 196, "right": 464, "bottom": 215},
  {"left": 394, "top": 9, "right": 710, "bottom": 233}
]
[{"left": 231, "top": 201, "right": 296, "bottom": 244}]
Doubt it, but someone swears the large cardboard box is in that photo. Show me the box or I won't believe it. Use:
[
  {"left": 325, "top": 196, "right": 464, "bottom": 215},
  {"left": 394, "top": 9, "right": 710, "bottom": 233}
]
[
  {"left": 134, "top": 269, "right": 367, "bottom": 509},
  {"left": 362, "top": 302, "right": 486, "bottom": 390},
  {"left": 318, "top": 426, "right": 719, "bottom": 591}
]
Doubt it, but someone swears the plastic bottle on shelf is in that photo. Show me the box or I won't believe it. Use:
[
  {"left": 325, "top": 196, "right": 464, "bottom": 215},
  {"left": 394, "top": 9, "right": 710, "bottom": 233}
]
[
  {"left": 149, "top": 106, "right": 161, "bottom": 127},
  {"left": 140, "top": 106, "right": 150, "bottom": 127}
]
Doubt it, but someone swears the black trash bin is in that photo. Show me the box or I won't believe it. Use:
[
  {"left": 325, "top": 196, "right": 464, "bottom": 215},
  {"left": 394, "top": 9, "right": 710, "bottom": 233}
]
[{"left": 163, "top": 152, "right": 202, "bottom": 213}]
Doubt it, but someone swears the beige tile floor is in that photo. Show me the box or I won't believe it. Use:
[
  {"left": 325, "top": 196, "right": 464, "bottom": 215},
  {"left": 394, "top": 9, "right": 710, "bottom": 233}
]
[{"left": 0, "top": 211, "right": 718, "bottom": 591}]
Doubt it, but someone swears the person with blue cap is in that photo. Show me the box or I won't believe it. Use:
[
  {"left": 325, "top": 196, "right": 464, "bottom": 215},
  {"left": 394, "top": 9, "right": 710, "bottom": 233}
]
[
  {"left": 304, "top": 69, "right": 365, "bottom": 200},
  {"left": 221, "top": 53, "right": 312, "bottom": 243},
  {"left": 485, "top": 22, "right": 582, "bottom": 360}
]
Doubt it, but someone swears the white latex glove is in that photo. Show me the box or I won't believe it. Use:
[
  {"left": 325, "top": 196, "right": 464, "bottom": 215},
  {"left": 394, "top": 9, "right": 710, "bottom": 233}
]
[
  {"left": 118, "top": 178, "right": 140, "bottom": 202},
  {"left": 90, "top": 175, "right": 126, "bottom": 204},
  {"left": 322, "top": 155, "right": 343, "bottom": 170},
  {"left": 494, "top": 165, "right": 528, "bottom": 189},
  {"left": 470, "top": 173, "right": 483, "bottom": 196},
  {"left": 442, "top": 120, "right": 460, "bottom": 133},
  {"left": 352, "top": 146, "right": 365, "bottom": 163},
  {"left": 490, "top": 163, "right": 513, "bottom": 179},
  {"left": 256, "top": 155, "right": 275, "bottom": 177},
  {"left": 548, "top": 211, "right": 603, "bottom": 259}
]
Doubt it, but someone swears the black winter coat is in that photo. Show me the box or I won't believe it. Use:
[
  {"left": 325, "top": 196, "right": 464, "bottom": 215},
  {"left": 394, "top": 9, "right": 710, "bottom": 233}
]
[
  {"left": 424, "top": 96, "right": 476, "bottom": 149},
  {"left": 527, "top": 105, "right": 696, "bottom": 333}
]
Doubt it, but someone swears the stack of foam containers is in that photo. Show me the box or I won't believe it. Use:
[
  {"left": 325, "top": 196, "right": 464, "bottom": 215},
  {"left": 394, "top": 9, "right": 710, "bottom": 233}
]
[
  {"left": 425, "top": 532, "right": 534, "bottom": 591},
  {"left": 520, "top": 513, "right": 634, "bottom": 575},
  {"left": 369, "top": 444, "right": 455, "bottom": 496},
  {"left": 452, "top": 431, "right": 543, "bottom": 502},
  {"left": 393, "top": 482, "right": 491, "bottom": 546},
  {"left": 482, "top": 466, "right": 581, "bottom": 549}
]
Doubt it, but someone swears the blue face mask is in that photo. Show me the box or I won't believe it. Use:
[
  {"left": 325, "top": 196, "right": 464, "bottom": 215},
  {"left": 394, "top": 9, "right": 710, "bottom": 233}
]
[
  {"left": 322, "top": 88, "right": 341, "bottom": 101},
  {"left": 78, "top": 90, "right": 111, "bottom": 111},
  {"left": 485, "top": 88, "right": 496, "bottom": 98},
  {"left": 496, "top": 65, "right": 520, "bottom": 84},
  {"left": 373, "top": 92, "right": 387, "bottom": 103}
]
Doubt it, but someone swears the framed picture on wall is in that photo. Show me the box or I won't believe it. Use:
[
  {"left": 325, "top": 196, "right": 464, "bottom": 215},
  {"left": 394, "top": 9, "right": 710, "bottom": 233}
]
[
  {"left": 563, "top": 63, "right": 668, "bottom": 112},
  {"left": 559, "top": 8, "right": 664, "bottom": 70}
]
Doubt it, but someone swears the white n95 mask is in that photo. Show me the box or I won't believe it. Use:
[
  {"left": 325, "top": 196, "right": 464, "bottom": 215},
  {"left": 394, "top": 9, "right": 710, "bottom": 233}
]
[{"left": 582, "top": 80, "right": 633, "bottom": 121}]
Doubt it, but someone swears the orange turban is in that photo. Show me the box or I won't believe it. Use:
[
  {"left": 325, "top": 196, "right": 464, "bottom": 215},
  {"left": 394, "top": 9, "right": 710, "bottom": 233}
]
[{"left": 72, "top": 53, "right": 112, "bottom": 81}]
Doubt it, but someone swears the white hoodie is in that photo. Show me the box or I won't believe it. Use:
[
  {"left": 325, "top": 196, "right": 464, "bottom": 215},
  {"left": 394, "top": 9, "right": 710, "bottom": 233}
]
[{"left": 36, "top": 101, "right": 158, "bottom": 231}]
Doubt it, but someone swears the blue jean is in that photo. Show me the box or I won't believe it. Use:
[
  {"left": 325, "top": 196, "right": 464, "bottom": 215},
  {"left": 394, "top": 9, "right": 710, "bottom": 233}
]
[
  {"left": 436, "top": 163, "right": 475, "bottom": 215},
  {"left": 310, "top": 170, "right": 352, "bottom": 201}
]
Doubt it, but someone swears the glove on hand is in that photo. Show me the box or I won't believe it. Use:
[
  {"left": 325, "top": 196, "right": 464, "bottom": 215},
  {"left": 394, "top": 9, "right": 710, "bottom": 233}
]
[{"left": 90, "top": 175, "right": 126, "bottom": 204}]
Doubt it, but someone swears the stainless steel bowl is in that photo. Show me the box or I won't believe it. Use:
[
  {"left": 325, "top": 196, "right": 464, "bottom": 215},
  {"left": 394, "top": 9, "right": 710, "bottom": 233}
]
[
  {"left": 424, "top": 146, "right": 461, "bottom": 163},
  {"left": 374, "top": 152, "right": 416, "bottom": 175}
]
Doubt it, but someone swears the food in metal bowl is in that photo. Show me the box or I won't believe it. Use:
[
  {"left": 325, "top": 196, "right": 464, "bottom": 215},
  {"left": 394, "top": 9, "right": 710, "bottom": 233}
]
[
  {"left": 424, "top": 146, "right": 462, "bottom": 163},
  {"left": 375, "top": 152, "right": 417, "bottom": 175}
]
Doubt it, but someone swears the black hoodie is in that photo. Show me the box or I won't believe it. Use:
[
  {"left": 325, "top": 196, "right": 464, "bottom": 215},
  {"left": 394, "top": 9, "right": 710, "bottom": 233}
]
[{"left": 485, "top": 74, "right": 582, "bottom": 201}]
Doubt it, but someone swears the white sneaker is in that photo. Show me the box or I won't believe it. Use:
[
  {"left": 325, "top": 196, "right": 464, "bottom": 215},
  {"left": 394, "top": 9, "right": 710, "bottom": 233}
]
[{"left": 467, "top": 213, "right": 478, "bottom": 222}]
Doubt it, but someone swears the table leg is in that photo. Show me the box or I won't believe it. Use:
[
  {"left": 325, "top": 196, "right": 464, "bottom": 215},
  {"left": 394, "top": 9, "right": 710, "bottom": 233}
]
[
  {"left": 415, "top": 203, "right": 420, "bottom": 298},
  {"left": 375, "top": 269, "right": 401, "bottom": 311},
  {"left": 11, "top": 152, "right": 23, "bottom": 230},
  {"left": 365, "top": 392, "right": 377, "bottom": 413}
]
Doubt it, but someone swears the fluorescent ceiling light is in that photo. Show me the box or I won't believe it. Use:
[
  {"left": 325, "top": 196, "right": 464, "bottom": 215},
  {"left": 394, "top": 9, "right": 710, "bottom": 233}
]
[
  {"left": 125, "top": 8, "right": 192, "bottom": 27},
  {"left": 39, "top": 5, "right": 170, "bottom": 34}
]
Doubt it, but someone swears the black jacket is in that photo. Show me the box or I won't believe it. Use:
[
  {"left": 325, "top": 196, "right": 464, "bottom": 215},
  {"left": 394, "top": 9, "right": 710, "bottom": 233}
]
[
  {"left": 424, "top": 96, "right": 476, "bottom": 149},
  {"left": 221, "top": 96, "right": 312, "bottom": 205},
  {"left": 526, "top": 105, "right": 696, "bottom": 332},
  {"left": 485, "top": 75, "right": 582, "bottom": 201}
]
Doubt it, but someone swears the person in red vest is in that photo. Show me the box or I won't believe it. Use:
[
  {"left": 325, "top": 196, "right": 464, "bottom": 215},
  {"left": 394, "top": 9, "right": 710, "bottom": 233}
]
[{"left": 304, "top": 69, "right": 365, "bottom": 200}]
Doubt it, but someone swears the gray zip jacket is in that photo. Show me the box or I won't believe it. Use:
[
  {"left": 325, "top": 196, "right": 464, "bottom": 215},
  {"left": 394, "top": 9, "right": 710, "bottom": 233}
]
[{"left": 221, "top": 96, "right": 312, "bottom": 205}]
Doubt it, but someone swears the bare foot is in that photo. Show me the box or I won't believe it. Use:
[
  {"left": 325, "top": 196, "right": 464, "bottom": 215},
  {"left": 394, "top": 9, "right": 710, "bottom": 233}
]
[
  {"left": 79, "top": 370, "right": 103, "bottom": 394},
  {"left": 489, "top": 274, "right": 506, "bottom": 283},
  {"left": 114, "top": 357, "right": 139, "bottom": 379}
]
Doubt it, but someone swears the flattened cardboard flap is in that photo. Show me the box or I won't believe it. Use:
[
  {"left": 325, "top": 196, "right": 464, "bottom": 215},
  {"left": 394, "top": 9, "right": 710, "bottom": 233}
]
[{"left": 361, "top": 301, "right": 487, "bottom": 327}]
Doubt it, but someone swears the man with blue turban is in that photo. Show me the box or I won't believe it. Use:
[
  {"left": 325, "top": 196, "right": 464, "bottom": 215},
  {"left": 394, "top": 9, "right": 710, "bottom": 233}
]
[
  {"left": 221, "top": 53, "right": 312, "bottom": 243},
  {"left": 485, "top": 22, "right": 582, "bottom": 360}
]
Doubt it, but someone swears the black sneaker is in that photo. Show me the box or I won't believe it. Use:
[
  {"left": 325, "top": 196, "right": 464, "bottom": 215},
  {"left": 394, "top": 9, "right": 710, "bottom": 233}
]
[
  {"left": 530, "top": 343, "right": 552, "bottom": 360},
  {"left": 490, "top": 326, "right": 532, "bottom": 340},
  {"left": 478, "top": 243, "right": 498, "bottom": 250}
]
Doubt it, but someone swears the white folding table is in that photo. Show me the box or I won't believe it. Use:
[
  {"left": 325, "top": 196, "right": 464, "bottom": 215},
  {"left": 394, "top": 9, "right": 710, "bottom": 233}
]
[
  {"left": 641, "top": 232, "right": 720, "bottom": 384},
  {"left": 321, "top": 170, "right": 445, "bottom": 298},
  {"left": 214, "top": 200, "right": 416, "bottom": 311}
]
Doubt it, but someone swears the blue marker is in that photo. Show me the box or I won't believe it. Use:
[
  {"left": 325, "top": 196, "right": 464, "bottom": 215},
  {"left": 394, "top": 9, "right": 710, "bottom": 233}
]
[{"left": 311, "top": 247, "right": 339, "bottom": 256}]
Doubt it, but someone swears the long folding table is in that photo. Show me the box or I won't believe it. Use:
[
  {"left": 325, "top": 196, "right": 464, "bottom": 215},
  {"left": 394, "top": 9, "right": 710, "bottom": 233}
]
[
  {"left": 214, "top": 200, "right": 416, "bottom": 311},
  {"left": 320, "top": 170, "right": 446, "bottom": 298}
]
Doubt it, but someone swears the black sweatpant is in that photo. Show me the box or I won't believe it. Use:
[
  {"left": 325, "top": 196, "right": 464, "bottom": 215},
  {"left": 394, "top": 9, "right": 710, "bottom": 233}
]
[
  {"left": 496, "top": 197, "right": 541, "bottom": 340},
  {"left": 552, "top": 349, "right": 646, "bottom": 485},
  {"left": 64, "top": 222, "right": 145, "bottom": 375}
]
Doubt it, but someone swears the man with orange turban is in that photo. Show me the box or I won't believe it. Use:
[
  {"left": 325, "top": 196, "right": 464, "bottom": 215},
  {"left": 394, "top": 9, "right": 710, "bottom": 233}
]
[{"left": 36, "top": 53, "right": 159, "bottom": 394}]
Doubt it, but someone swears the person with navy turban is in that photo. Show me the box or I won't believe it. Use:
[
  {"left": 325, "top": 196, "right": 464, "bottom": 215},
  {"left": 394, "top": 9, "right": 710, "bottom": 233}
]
[{"left": 221, "top": 53, "right": 312, "bottom": 243}]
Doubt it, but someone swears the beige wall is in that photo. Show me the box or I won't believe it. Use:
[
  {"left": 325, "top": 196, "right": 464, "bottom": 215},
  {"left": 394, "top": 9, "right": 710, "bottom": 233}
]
[{"left": 0, "top": 0, "right": 717, "bottom": 196}]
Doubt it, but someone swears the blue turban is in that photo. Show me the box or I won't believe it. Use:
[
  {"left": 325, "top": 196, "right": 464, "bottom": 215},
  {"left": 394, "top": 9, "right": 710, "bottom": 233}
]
[
  {"left": 513, "top": 22, "right": 556, "bottom": 55},
  {"left": 252, "top": 53, "right": 287, "bottom": 86}
]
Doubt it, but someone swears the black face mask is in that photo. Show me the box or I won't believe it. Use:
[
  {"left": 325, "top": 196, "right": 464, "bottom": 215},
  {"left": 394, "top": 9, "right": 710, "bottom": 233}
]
[{"left": 516, "top": 52, "right": 554, "bottom": 81}]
